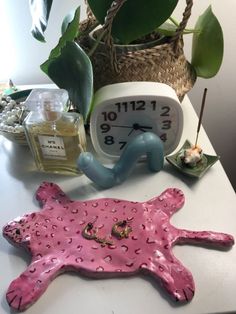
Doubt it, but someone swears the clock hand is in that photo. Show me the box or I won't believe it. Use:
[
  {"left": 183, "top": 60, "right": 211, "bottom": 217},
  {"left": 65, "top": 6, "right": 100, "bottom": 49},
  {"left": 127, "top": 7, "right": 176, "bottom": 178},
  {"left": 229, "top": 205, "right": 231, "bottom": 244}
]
[
  {"left": 112, "top": 124, "right": 139, "bottom": 136},
  {"left": 110, "top": 123, "right": 153, "bottom": 136},
  {"left": 111, "top": 124, "right": 152, "bottom": 130},
  {"left": 128, "top": 124, "right": 153, "bottom": 136},
  {"left": 138, "top": 125, "right": 153, "bottom": 130},
  {"left": 128, "top": 128, "right": 135, "bottom": 136},
  {"left": 111, "top": 125, "right": 133, "bottom": 129}
]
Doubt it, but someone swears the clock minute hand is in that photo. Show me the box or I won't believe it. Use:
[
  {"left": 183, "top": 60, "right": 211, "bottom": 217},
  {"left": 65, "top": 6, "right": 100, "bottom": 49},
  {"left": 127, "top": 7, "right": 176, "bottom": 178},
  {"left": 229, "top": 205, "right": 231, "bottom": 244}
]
[
  {"left": 138, "top": 125, "right": 153, "bottom": 130},
  {"left": 139, "top": 126, "right": 153, "bottom": 132}
]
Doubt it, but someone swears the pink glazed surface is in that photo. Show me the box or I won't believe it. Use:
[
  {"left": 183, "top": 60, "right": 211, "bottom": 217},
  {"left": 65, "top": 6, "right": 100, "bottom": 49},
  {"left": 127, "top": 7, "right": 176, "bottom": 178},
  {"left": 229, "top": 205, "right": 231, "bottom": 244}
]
[{"left": 3, "top": 182, "right": 234, "bottom": 311}]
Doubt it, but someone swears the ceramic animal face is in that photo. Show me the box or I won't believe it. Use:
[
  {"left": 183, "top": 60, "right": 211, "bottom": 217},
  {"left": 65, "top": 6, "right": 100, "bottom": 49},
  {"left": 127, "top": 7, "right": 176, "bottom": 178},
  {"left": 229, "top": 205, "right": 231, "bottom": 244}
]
[
  {"left": 3, "top": 182, "right": 234, "bottom": 311},
  {"left": 3, "top": 214, "right": 36, "bottom": 248}
]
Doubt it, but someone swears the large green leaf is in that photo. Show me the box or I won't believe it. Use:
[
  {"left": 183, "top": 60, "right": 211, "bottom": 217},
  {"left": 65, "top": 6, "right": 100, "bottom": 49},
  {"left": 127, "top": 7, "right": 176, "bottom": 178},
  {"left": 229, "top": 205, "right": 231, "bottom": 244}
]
[
  {"left": 46, "top": 7, "right": 81, "bottom": 61},
  {"left": 41, "top": 41, "right": 93, "bottom": 122},
  {"left": 61, "top": 8, "right": 78, "bottom": 35},
  {"left": 29, "top": 0, "right": 53, "bottom": 42},
  {"left": 191, "top": 6, "right": 224, "bottom": 78},
  {"left": 87, "top": 0, "right": 178, "bottom": 44}
]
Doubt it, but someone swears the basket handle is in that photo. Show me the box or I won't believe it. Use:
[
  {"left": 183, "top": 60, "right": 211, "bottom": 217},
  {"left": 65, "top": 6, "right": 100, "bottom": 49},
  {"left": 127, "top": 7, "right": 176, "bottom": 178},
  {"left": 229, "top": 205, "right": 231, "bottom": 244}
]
[
  {"left": 87, "top": 0, "right": 194, "bottom": 71},
  {"left": 171, "top": 0, "right": 193, "bottom": 41},
  {"left": 103, "top": 0, "right": 127, "bottom": 72}
]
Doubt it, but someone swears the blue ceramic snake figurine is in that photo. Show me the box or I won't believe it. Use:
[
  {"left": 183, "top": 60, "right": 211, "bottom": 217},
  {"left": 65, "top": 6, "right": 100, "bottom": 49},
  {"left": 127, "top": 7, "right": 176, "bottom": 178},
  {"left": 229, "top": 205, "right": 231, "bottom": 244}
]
[{"left": 77, "top": 132, "right": 164, "bottom": 188}]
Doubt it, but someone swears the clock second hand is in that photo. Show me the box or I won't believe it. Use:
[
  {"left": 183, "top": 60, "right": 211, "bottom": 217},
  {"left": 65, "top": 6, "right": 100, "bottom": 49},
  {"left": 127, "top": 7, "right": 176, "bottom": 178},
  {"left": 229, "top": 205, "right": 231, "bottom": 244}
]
[
  {"left": 111, "top": 124, "right": 152, "bottom": 129},
  {"left": 110, "top": 125, "right": 133, "bottom": 129}
]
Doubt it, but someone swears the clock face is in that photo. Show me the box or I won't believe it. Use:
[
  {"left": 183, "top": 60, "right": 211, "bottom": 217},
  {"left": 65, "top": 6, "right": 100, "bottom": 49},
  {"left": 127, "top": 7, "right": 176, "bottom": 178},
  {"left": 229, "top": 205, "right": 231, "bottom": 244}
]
[{"left": 90, "top": 95, "right": 183, "bottom": 159}]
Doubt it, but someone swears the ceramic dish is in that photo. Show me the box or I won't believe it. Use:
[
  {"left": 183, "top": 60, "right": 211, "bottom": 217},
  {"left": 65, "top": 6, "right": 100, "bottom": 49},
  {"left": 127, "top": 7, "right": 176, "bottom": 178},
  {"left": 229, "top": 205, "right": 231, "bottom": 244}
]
[{"left": 166, "top": 140, "right": 219, "bottom": 178}]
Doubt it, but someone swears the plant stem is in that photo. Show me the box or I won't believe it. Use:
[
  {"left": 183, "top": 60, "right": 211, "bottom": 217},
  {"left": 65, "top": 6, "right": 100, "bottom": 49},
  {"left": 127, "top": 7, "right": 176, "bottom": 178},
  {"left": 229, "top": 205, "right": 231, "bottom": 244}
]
[
  {"left": 169, "top": 16, "right": 199, "bottom": 35},
  {"left": 169, "top": 16, "right": 179, "bottom": 27},
  {"left": 79, "top": 21, "right": 100, "bottom": 39},
  {"left": 88, "top": 28, "right": 106, "bottom": 57}
]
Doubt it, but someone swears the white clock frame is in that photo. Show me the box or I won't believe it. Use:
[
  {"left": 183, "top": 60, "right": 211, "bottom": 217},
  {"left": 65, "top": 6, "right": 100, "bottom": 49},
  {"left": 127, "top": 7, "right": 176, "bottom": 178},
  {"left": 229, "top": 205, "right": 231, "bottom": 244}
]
[{"left": 90, "top": 82, "right": 183, "bottom": 159}]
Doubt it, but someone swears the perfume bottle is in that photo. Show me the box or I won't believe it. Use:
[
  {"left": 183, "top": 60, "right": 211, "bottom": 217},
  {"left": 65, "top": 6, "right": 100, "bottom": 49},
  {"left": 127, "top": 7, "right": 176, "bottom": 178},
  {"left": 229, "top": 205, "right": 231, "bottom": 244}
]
[{"left": 23, "top": 90, "right": 86, "bottom": 175}]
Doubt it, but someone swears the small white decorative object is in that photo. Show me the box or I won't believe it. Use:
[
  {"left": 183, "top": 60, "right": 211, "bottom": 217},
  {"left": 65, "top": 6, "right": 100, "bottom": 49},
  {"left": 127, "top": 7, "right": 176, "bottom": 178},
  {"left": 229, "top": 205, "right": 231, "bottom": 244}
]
[{"left": 90, "top": 82, "right": 183, "bottom": 159}]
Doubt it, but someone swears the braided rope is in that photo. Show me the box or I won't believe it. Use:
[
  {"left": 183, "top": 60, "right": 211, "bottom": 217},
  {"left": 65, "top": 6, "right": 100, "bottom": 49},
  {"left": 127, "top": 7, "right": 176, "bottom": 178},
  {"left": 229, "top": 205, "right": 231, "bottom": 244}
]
[
  {"left": 103, "top": 0, "right": 127, "bottom": 72},
  {"left": 170, "top": 0, "right": 194, "bottom": 54},
  {"left": 84, "top": 0, "right": 94, "bottom": 21}
]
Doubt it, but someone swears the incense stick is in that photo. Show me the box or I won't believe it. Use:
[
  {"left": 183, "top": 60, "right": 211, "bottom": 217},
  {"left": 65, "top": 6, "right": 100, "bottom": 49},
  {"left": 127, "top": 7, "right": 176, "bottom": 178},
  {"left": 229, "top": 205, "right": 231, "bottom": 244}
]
[{"left": 194, "top": 88, "right": 208, "bottom": 147}]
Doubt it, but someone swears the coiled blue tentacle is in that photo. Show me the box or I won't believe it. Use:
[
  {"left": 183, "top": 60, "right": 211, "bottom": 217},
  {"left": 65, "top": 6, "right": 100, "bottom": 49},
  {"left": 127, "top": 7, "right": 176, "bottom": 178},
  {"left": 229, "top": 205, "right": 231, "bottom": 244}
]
[{"left": 78, "top": 132, "right": 164, "bottom": 189}]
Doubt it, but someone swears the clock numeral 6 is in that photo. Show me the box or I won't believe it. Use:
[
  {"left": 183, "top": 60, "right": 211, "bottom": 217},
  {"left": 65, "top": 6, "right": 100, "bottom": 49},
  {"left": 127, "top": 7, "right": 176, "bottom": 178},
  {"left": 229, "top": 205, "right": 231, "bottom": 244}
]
[
  {"left": 162, "top": 120, "right": 172, "bottom": 130},
  {"left": 104, "top": 136, "right": 115, "bottom": 145}
]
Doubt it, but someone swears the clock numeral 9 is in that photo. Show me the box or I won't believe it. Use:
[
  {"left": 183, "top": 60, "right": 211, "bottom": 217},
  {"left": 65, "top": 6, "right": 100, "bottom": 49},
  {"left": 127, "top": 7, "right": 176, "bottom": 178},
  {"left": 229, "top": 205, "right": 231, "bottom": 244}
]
[
  {"left": 162, "top": 120, "right": 172, "bottom": 130},
  {"left": 104, "top": 136, "right": 114, "bottom": 145},
  {"left": 100, "top": 123, "right": 111, "bottom": 133},
  {"left": 102, "top": 111, "right": 117, "bottom": 121}
]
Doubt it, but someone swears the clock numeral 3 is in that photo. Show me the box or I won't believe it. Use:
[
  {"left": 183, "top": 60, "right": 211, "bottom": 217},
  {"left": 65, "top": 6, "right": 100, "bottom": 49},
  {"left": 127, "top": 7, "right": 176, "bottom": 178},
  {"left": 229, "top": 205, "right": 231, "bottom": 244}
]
[
  {"left": 162, "top": 120, "right": 172, "bottom": 130},
  {"left": 104, "top": 136, "right": 115, "bottom": 145}
]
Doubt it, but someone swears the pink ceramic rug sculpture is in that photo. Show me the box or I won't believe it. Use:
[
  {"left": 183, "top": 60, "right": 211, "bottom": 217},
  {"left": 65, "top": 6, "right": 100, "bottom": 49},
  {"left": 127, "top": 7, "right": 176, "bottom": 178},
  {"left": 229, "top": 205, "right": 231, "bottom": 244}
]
[{"left": 3, "top": 182, "right": 234, "bottom": 311}]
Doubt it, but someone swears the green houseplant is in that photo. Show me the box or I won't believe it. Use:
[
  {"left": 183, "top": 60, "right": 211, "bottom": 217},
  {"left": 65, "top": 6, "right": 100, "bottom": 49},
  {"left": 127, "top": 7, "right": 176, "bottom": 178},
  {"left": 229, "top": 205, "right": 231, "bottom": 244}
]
[{"left": 29, "top": 0, "right": 223, "bottom": 122}]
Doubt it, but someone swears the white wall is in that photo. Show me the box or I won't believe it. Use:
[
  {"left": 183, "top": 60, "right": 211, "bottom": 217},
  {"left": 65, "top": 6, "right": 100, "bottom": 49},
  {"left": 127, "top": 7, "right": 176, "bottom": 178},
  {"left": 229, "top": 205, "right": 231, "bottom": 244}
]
[
  {"left": 176, "top": 1, "right": 236, "bottom": 190},
  {"left": 0, "top": 0, "right": 83, "bottom": 84},
  {"left": 0, "top": 0, "right": 235, "bottom": 190}
]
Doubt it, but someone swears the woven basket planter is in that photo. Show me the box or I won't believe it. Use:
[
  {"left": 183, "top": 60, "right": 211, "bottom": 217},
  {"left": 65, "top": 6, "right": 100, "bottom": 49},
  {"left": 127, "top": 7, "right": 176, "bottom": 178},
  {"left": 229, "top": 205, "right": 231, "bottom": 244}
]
[{"left": 79, "top": 0, "right": 196, "bottom": 101}]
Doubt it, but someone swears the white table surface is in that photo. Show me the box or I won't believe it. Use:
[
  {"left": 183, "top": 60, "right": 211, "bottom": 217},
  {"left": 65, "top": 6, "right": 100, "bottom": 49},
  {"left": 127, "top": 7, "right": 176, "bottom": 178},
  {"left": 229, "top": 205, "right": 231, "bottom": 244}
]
[{"left": 0, "top": 91, "right": 235, "bottom": 314}]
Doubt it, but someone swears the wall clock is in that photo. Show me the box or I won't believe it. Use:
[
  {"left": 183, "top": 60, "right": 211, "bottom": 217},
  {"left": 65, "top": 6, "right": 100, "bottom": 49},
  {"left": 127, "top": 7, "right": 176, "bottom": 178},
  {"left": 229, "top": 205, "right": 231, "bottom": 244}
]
[{"left": 90, "top": 82, "right": 183, "bottom": 159}]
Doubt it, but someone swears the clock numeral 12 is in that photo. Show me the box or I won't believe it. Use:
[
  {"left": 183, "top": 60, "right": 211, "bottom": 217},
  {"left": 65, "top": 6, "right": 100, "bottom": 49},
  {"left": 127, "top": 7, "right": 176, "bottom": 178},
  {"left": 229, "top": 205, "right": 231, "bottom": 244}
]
[{"left": 130, "top": 100, "right": 145, "bottom": 111}]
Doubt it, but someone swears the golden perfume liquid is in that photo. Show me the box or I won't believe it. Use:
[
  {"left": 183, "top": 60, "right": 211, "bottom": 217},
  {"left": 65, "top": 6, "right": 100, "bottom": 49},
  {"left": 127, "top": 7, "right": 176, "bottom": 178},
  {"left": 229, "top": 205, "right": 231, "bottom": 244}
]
[{"left": 24, "top": 99, "right": 86, "bottom": 175}]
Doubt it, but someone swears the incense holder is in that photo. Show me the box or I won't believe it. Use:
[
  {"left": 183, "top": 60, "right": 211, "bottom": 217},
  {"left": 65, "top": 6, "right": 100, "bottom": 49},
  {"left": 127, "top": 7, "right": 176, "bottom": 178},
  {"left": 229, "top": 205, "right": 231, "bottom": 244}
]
[{"left": 166, "top": 140, "right": 219, "bottom": 178}]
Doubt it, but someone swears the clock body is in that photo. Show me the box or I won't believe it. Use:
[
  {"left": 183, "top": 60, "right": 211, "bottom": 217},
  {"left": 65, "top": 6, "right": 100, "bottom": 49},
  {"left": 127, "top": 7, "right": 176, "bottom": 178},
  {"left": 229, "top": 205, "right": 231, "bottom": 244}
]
[{"left": 90, "top": 82, "right": 183, "bottom": 159}]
